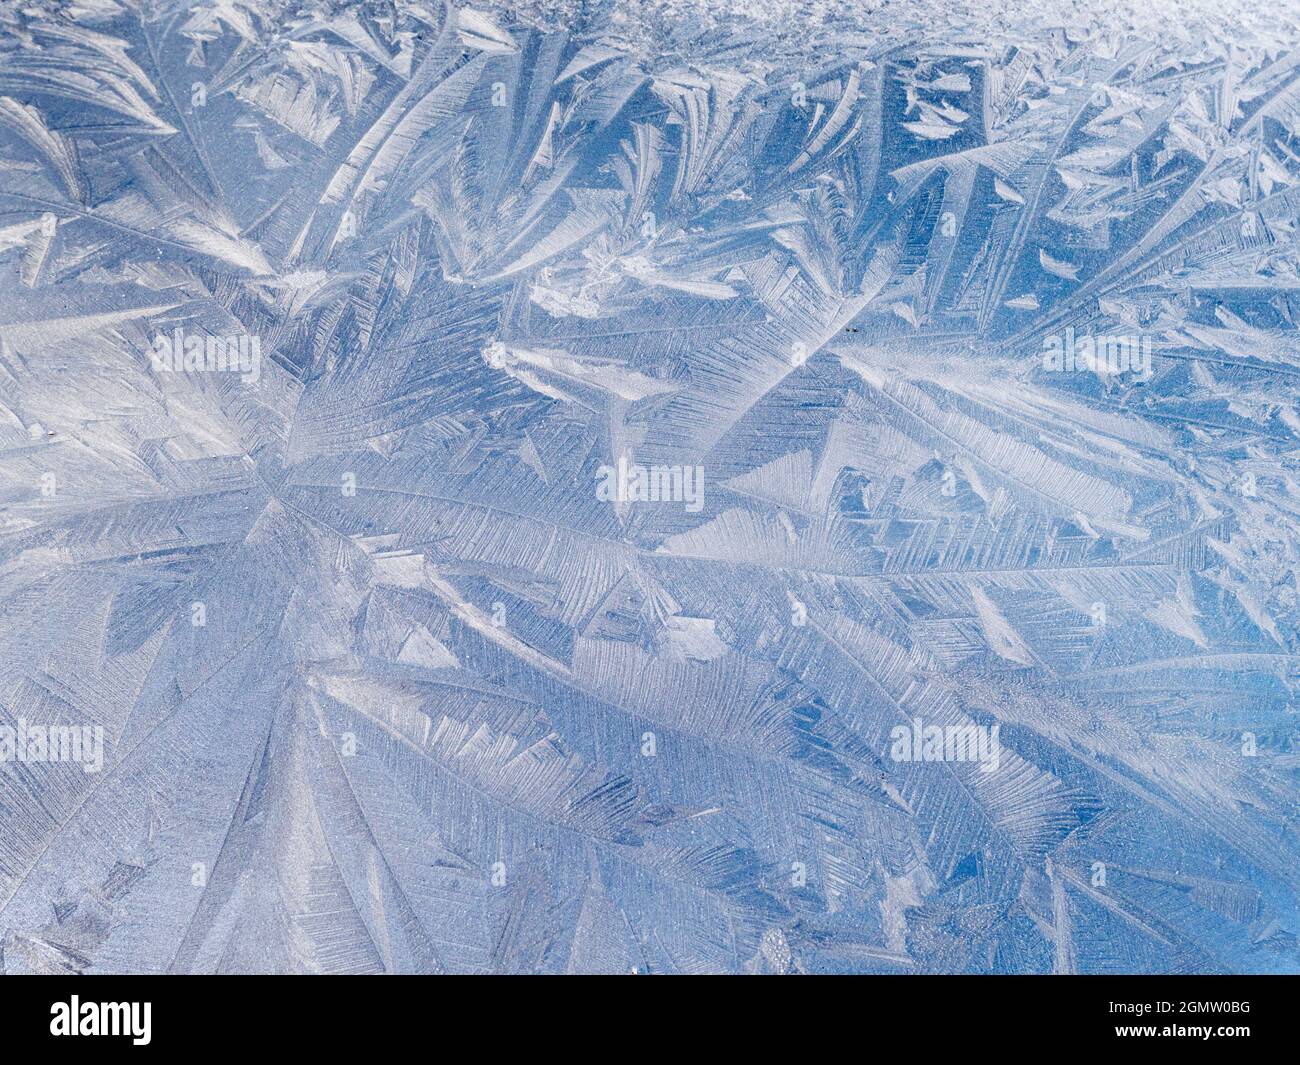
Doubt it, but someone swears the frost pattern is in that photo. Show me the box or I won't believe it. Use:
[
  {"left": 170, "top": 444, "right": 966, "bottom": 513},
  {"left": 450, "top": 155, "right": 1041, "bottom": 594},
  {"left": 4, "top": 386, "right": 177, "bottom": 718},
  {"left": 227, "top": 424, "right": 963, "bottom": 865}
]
[{"left": 0, "top": 0, "right": 1298, "bottom": 974}]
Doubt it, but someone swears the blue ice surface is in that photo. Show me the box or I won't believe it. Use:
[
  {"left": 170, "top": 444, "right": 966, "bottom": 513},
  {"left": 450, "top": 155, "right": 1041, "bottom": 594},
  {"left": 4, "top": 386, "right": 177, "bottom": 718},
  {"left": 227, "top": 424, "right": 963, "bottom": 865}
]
[{"left": 0, "top": 0, "right": 1297, "bottom": 974}]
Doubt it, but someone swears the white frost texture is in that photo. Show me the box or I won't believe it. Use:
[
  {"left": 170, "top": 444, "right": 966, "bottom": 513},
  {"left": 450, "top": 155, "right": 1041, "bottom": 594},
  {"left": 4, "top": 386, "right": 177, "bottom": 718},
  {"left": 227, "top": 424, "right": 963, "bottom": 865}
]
[{"left": 0, "top": 0, "right": 1298, "bottom": 974}]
